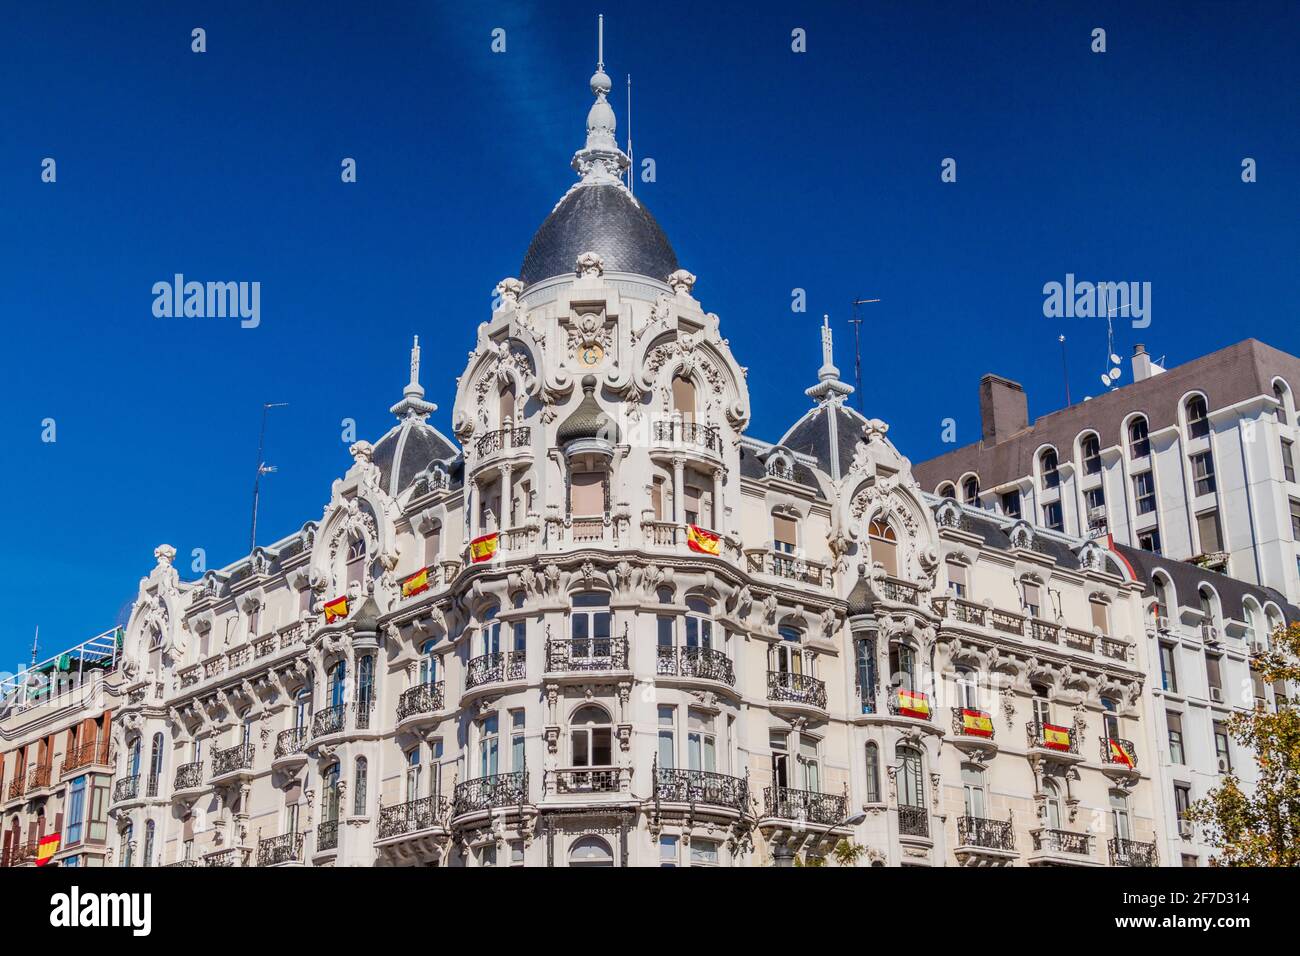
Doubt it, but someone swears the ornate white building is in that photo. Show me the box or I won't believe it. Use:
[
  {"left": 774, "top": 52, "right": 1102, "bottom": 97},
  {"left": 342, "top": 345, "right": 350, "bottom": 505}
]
[{"left": 97, "top": 49, "right": 1172, "bottom": 868}]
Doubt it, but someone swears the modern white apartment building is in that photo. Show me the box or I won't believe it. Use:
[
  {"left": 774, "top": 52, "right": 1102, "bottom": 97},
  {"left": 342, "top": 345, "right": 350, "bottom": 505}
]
[
  {"left": 95, "top": 48, "right": 1168, "bottom": 868},
  {"left": 913, "top": 340, "right": 1300, "bottom": 604}
]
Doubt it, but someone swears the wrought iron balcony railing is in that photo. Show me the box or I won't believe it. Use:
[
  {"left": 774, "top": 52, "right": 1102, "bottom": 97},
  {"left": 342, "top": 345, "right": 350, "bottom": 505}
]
[
  {"left": 257, "top": 831, "right": 303, "bottom": 866},
  {"left": 654, "top": 767, "right": 748, "bottom": 814},
  {"left": 377, "top": 795, "right": 452, "bottom": 839},
  {"left": 465, "top": 651, "right": 526, "bottom": 689},
  {"left": 317, "top": 820, "right": 339, "bottom": 852},
  {"left": 1031, "top": 828, "right": 1092, "bottom": 855},
  {"left": 879, "top": 578, "right": 920, "bottom": 605},
  {"left": 355, "top": 697, "right": 376, "bottom": 730},
  {"left": 26, "top": 765, "right": 51, "bottom": 791},
  {"left": 1108, "top": 836, "right": 1158, "bottom": 867},
  {"left": 62, "top": 740, "right": 112, "bottom": 774},
  {"left": 275, "top": 726, "right": 310, "bottom": 759},
  {"left": 885, "top": 687, "right": 932, "bottom": 720},
  {"left": 761, "top": 786, "right": 846, "bottom": 827},
  {"left": 397, "top": 682, "right": 445, "bottom": 721},
  {"left": 957, "top": 814, "right": 1015, "bottom": 851},
  {"left": 545, "top": 637, "right": 629, "bottom": 673},
  {"left": 1026, "top": 720, "right": 1078, "bottom": 754},
  {"left": 146, "top": 773, "right": 160, "bottom": 798},
  {"left": 173, "top": 761, "right": 203, "bottom": 791},
  {"left": 211, "top": 743, "right": 255, "bottom": 777},
  {"left": 653, "top": 419, "right": 721, "bottom": 453},
  {"left": 113, "top": 775, "right": 139, "bottom": 803},
  {"left": 898, "top": 805, "right": 929, "bottom": 837},
  {"left": 7, "top": 777, "right": 24, "bottom": 801},
  {"left": 656, "top": 646, "right": 736, "bottom": 685},
  {"left": 746, "top": 549, "right": 831, "bottom": 588},
  {"left": 951, "top": 707, "right": 995, "bottom": 738},
  {"left": 766, "top": 670, "right": 828, "bottom": 709},
  {"left": 453, "top": 770, "right": 528, "bottom": 817},
  {"left": 312, "top": 704, "right": 346, "bottom": 738},
  {"left": 1100, "top": 736, "right": 1138, "bottom": 769},
  {"left": 475, "top": 425, "right": 531, "bottom": 458}
]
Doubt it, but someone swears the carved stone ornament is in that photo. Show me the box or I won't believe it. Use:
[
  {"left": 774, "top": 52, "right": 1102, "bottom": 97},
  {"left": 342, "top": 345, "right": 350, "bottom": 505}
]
[
  {"left": 575, "top": 251, "right": 605, "bottom": 278},
  {"left": 667, "top": 269, "right": 696, "bottom": 296}
]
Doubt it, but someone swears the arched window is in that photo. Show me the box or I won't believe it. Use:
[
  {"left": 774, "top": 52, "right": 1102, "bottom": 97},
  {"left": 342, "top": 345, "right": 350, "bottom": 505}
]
[
  {"left": 353, "top": 757, "right": 368, "bottom": 816},
  {"left": 143, "top": 820, "right": 155, "bottom": 868},
  {"left": 896, "top": 745, "right": 924, "bottom": 809},
  {"left": 357, "top": 654, "right": 375, "bottom": 722},
  {"left": 868, "top": 519, "right": 899, "bottom": 578},
  {"left": 1039, "top": 448, "right": 1059, "bottom": 488},
  {"left": 772, "top": 625, "right": 804, "bottom": 676},
  {"left": 147, "top": 627, "right": 163, "bottom": 673},
  {"left": 149, "top": 733, "right": 164, "bottom": 791},
  {"left": 323, "top": 762, "right": 341, "bottom": 826},
  {"left": 1274, "top": 381, "right": 1291, "bottom": 425},
  {"left": 1128, "top": 416, "right": 1150, "bottom": 458},
  {"left": 498, "top": 381, "right": 517, "bottom": 427},
  {"left": 671, "top": 375, "right": 696, "bottom": 420},
  {"left": 120, "top": 822, "right": 134, "bottom": 868},
  {"left": 327, "top": 660, "right": 346, "bottom": 711},
  {"left": 961, "top": 764, "right": 986, "bottom": 818},
  {"left": 419, "top": 640, "right": 439, "bottom": 686},
  {"left": 570, "top": 593, "right": 611, "bottom": 647},
  {"left": 294, "top": 686, "right": 312, "bottom": 729},
  {"left": 1042, "top": 778, "right": 1063, "bottom": 829},
  {"left": 1080, "top": 433, "right": 1102, "bottom": 475},
  {"left": 955, "top": 667, "right": 979, "bottom": 709},
  {"left": 128, "top": 737, "right": 142, "bottom": 781},
  {"left": 569, "top": 835, "right": 615, "bottom": 867},
  {"left": 864, "top": 742, "right": 881, "bottom": 803},
  {"left": 1186, "top": 395, "right": 1209, "bottom": 439},
  {"left": 570, "top": 705, "right": 613, "bottom": 769},
  {"left": 685, "top": 597, "right": 715, "bottom": 650},
  {"left": 345, "top": 535, "right": 367, "bottom": 586},
  {"left": 1152, "top": 573, "right": 1172, "bottom": 624},
  {"left": 937, "top": 482, "right": 956, "bottom": 500},
  {"left": 480, "top": 604, "right": 502, "bottom": 657},
  {"left": 962, "top": 475, "right": 980, "bottom": 504}
]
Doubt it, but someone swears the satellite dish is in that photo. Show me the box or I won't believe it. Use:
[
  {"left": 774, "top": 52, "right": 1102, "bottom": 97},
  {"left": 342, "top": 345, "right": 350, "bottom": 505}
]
[
  {"left": 1110, "top": 353, "right": 1122, "bottom": 365},
  {"left": 1100, "top": 373, "right": 1112, "bottom": 386},
  {"left": 1110, "top": 366, "right": 1122, "bottom": 379}
]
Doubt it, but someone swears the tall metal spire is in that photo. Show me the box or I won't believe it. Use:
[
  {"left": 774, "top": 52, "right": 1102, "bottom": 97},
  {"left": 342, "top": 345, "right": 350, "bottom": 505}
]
[
  {"left": 390, "top": 335, "right": 436, "bottom": 421},
  {"left": 571, "top": 14, "right": 630, "bottom": 187},
  {"left": 805, "top": 315, "right": 855, "bottom": 407}
]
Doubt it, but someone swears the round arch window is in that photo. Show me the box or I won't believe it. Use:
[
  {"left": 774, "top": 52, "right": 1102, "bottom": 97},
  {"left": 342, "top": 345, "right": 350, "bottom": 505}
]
[{"left": 569, "top": 835, "right": 615, "bottom": 867}]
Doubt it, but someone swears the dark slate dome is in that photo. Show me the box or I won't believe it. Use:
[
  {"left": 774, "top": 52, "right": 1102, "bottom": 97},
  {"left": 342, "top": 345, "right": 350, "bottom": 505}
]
[
  {"left": 557, "top": 375, "right": 620, "bottom": 446},
  {"left": 520, "top": 184, "right": 678, "bottom": 287},
  {"left": 372, "top": 419, "right": 458, "bottom": 498}
]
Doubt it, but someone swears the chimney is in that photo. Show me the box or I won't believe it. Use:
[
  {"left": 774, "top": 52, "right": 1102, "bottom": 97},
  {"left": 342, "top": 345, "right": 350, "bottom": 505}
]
[
  {"left": 1132, "top": 343, "right": 1152, "bottom": 382},
  {"left": 979, "top": 374, "right": 1028, "bottom": 444}
]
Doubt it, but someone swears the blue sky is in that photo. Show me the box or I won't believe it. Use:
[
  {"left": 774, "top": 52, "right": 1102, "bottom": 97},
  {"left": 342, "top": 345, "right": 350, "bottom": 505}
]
[{"left": 2, "top": 0, "right": 1297, "bottom": 666}]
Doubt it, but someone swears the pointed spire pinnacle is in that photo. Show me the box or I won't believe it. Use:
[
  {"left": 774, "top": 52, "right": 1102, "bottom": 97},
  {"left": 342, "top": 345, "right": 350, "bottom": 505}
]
[
  {"left": 805, "top": 314, "right": 855, "bottom": 407},
  {"left": 390, "top": 335, "right": 436, "bottom": 421},
  {"left": 571, "top": 14, "right": 631, "bottom": 187}
]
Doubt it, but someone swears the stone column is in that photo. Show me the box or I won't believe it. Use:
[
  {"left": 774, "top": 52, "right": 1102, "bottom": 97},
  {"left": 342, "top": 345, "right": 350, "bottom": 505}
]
[
  {"left": 672, "top": 457, "right": 685, "bottom": 529},
  {"left": 711, "top": 466, "right": 724, "bottom": 532},
  {"left": 500, "top": 464, "right": 514, "bottom": 529}
]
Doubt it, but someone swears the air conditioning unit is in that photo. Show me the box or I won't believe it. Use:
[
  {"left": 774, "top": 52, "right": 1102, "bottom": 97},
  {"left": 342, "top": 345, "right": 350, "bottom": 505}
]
[
  {"left": 1178, "top": 820, "right": 1194, "bottom": 840},
  {"left": 1217, "top": 757, "right": 1230, "bottom": 774},
  {"left": 1201, "top": 624, "right": 1220, "bottom": 645},
  {"left": 1209, "top": 686, "right": 1224, "bottom": 704},
  {"left": 1087, "top": 506, "right": 1107, "bottom": 527},
  {"left": 1156, "top": 615, "right": 1171, "bottom": 633}
]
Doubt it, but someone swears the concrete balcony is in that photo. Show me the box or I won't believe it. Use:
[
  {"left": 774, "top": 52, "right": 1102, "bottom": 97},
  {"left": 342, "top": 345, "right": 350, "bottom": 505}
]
[
  {"left": 1028, "top": 828, "right": 1098, "bottom": 866},
  {"left": 375, "top": 795, "right": 452, "bottom": 864},
  {"left": 650, "top": 418, "right": 722, "bottom": 463},
  {"left": 954, "top": 814, "right": 1017, "bottom": 866},
  {"left": 470, "top": 424, "right": 532, "bottom": 475},
  {"left": 745, "top": 548, "right": 832, "bottom": 590},
  {"left": 1025, "top": 720, "right": 1085, "bottom": 765}
]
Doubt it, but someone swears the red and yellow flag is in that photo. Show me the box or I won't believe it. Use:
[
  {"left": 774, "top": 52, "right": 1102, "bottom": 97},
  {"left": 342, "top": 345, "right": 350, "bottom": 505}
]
[
  {"left": 323, "top": 596, "right": 349, "bottom": 624},
  {"left": 35, "top": 833, "right": 60, "bottom": 867},
  {"left": 470, "top": 532, "right": 499, "bottom": 564},
  {"left": 1106, "top": 738, "right": 1135, "bottom": 767},
  {"left": 961, "top": 708, "right": 994, "bottom": 737},
  {"left": 686, "top": 524, "right": 721, "bottom": 556},
  {"left": 898, "top": 688, "right": 930, "bottom": 719},
  {"left": 1041, "top": 722, "right": 1072, "bottom": 751},
  {"left": 401, "top": 567, "right": 430, "bottom": 598}
]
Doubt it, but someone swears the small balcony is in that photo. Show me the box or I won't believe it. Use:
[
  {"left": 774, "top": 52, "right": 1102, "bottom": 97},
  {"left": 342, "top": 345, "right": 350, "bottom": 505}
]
[
  {"left": 144, "top": 773, "right": 161, "bottom": 798},
  {"left": 1025, "top": 720, "right": 1082, "bottom": 762},
  {"left": 172, "top": 761, "right": 204, "bottom": 801},
  {"left": 61, "top": 741, "right": 113, "bottom": 777},
  {"left": 545, "top": 637, "right": 630, "bottom": 676},
  {"left": 766, "top": 671, "right": 828, "bottom": 711},
  {"left": 1029, "top": 828, "right": 1096, "bottom": 866},
  {"left": 210, "top": 743, "right": 255, "bottom": 784},
  {"left": 452, "top": 770, "right": 529, "bottom": 820},
  {"left": 473, "top": 424, "right": 532, "bottom": 471},
  {"left": 949, "top": 707, "right": 997, "bottom": 755},
  {"left": 396, "top": 682, "right": 447, "bottom": 732},
  {"left": 897, "top": 804, "right": 930, "bottom": 839},
  {"left": 6, "top": 777, "right": 24, "bottom": 803},
  {"left": 652, "top": 419, "right": 721, "bottom": 455},
  {"left": 656, "top": 646, "right": 736, "bottom": 687},
  {"left": 746, "top": 549, "right": 831, "bottom": 589},
  {"left": 546, "top": 767, "right": 629, "bottom": 796},
  {"left": 1099, "top": 736, "right": 1139, "bottom": 776},
  {"left": 653, "top": 766, "right": 749, "bottom": 817},
  {"left": 1108, "top": 836, "right": 1158, "bottom": 867},
  {"left": 272, "top": 727, "right": 310, "bottom": 771},
  {"left": 204, "top": 848, "right": 243, "bottom": 867},
  {"left": 257, "top": 831, "right": 303, "bottom": 867},
  {"left": 377, "top": 795, "right": 452, "bottom": 842},
  {"left": 166, "top": 859, "right": 201, "bottom": 868},
  {"left": 312, "top": 704, "right": 346, "bottom": 739},
  {"left": 26, "top": 765, "right": 52, "bottom": 796},
  {"left": 760, "top": 786, "right": 848, "bottom": 828},
  {"left": 464, "top": 651, "right": 526, "bottom": 691},
  {"left": 877, "top": 578, "right": 921, "bottom": 606},
  {"left": 884, "top": 687, "right": 932, "bottom": 722},
  {"left": 955, "top": 814, "right": 1017, "bottom": 864},
  {"left": 317, "top": 820, "right": 339, "bottom": 853},
  {"left": 112, "top": 774, "right": 140, "bottom": 805}
]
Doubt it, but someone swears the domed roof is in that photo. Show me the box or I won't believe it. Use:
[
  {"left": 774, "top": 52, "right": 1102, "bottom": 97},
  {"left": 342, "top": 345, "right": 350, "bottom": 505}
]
[
  {"left": 372, "top": 418, "right": 458, "bottom": 498},
  {"left": 520, "top": 184, "right": 678, "bottom": 287},
  {"left": 557, "top": 375, "right": 620, "bottom": 446}
]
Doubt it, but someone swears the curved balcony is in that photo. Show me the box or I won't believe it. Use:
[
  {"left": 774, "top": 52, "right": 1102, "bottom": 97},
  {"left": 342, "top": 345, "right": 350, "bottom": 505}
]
[
  {"left": 766, "top": 671, "right": 828, "bottom": 716},
  {"left": 544, "top": 638, "right": 630, "bottom": 678},
  {"left": 1025, "top": 720, "right": 1084, "bottom": 765},
  {"left": 451, "top": 770, "right": 530, "bottom": 826},
  {"left": 463, "top": 651, "right": 527, "bottom": 697},
  {"left": 1099, "top": 737, "right": 1139, "bottom": 778},
  {"left": 311, "top": 701, "right": 374, "bottom": 741},
  {"left": 883, "top": 686, "right": 935, "bottom": 725},
  {"left": 111, "top": 774, "right": 140, "bottom": 807},
  {"left": 472, "top": 424, "right": 532, "bottom": 473},
  {"left": 652, "top": 766, "right": 749, "bottom": 818},
  {"left": 377, "top": 795, "right": 452, "bottom": 841},
  {"left": 954, "top": 814, "right": 1017, "bottom": 865},
  {"left": 171, "top": 761, "right": 205, "bottom": 802},
  {"left": 1108, "top": 836, "right": 1158, "bottom": 867},
  {"left": 948, "top": 706, "right": 998, "bottom": 754},
  {"left": 210, "top": 743, "right": 256, "bottom": 785},
  {"left": 651, "top": 419, "right": 721, "bottom": 459},
  {"left": 897, "top": 804, "right": 931, "bottom": 840},
  {"left": 656, "top": 646, "right": 736, "bottom": 689},
  {"left": 271, "top": 727, "right": 310, "bottom": 772},
  {"left": 396, "top": 681, "right": 447, "bottom": 733},
  {"left": 257, "top": 831, "right": 304, "bottom": 867}
]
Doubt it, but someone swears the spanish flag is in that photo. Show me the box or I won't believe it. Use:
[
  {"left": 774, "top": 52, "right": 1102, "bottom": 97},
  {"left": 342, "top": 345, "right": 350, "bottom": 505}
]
[
  {"left": 324, "top": 596, "right": 349, "bottom": 624},
  {"left": 961, "top": 708, "right": 994, "bottom": 737},
  {"left": 401, "top": 567, "right": 430, "bottom": 598},
  {"left": 898, "top": 688, "right": 930, "bottom": 719},
  {"left": 35, "top": 832, "right": 60, "bottom": 866},
  {"left": 1107, "top": 738, "right": 1136, "bottom": 768},
  {"left": 470, "top": 532, "right": 499, "bottom": 564},
  {"left": 686, "top": 524, "right": 721, "bottom": 556},
  {"left": 1042, "top": 722, "right": 1072, "bottom": 751}
]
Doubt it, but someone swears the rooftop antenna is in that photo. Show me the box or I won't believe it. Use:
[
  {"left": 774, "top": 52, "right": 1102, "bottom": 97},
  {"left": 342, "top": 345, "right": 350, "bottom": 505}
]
[
  {"left": 597, "top": 13, "right": 604, "bottom": 71},
  {"left": 1059, "top": 334, "right": 1071, "bottom": 406},
  {"left": 249, "top": 401, "right": 289, "bottom": 553},
  {"left": 848, "top": 297, "right": 880, "bottom": 413},
  {"left": 29, "top": 626, "right": 38, "bottom": 668},
  {"left": 626, "top": 73, "right": 634, "bottom": 196}
]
